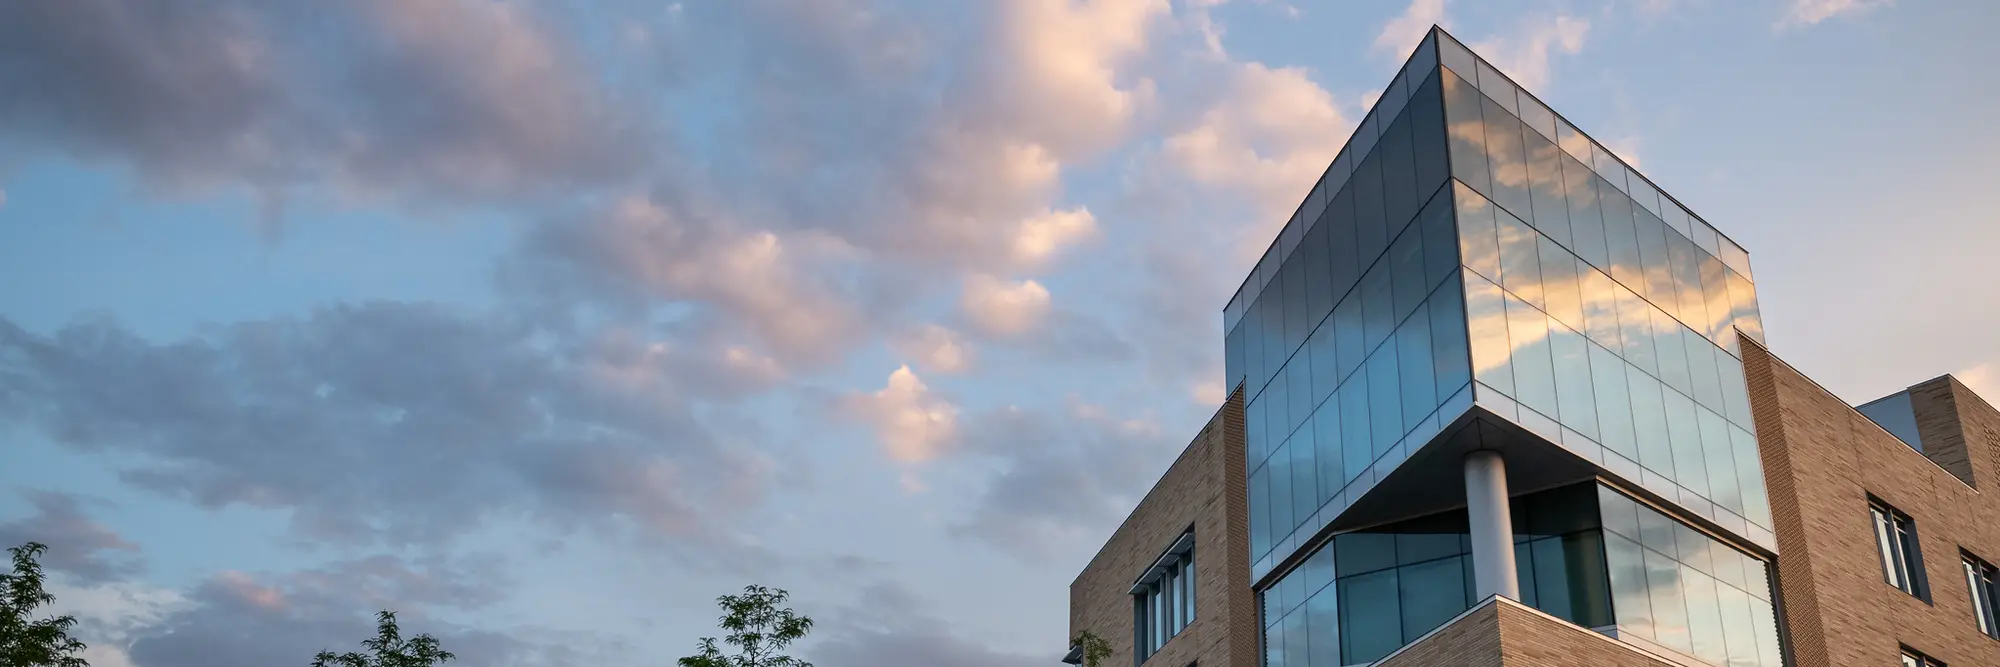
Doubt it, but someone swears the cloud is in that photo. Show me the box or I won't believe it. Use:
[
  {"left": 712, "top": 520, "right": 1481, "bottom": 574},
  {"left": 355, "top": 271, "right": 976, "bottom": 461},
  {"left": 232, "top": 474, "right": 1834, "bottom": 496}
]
[
  {"left": 1163, "top": 61, "right": 1347, "bottom": 221},
  {"left": 961, "top": 275, "right": 1054, "bottom": 337},
  {"left": 1375, "top": 0, "right": 1447, "bottom": 56},
  {"left": 1011, "top": 207, "right": 1101, "bottom": 269},
  {"left": 0, "top": 0, "right": 649, "bottom": 211},
  {"left": 840, "top": 366, "right": 959, "bottom": 465},
  {"left": 0, "top": 306, "right": 778, "bottom": 563},
  {"left": 949, "top": 401, "right": 1172, "bottom": 561},
  {"left": 809, "top": 581, "right": 1047, "bottom": 667},
  {"left": 1779, "top": 0, "right": 1894, "bottom": 28},
  {"left": 890, "top": 325, "right": 974, "bottom": 374},
  {"left": 1472, "top": 15, "right": 1590, "bottom": 92},
  {"left": 0, "top": 491, "right": 143, "bottom": 584}
]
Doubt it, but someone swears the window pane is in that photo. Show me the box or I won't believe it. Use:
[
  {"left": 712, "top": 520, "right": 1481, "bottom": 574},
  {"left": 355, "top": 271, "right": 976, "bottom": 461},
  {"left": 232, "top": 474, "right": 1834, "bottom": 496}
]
[
  {"left": 1306, "top": 583, "right": 1340, "bottom": 667},
  {"left": 1456, "top": 181, "right": 1503, "bottom": 282},
  {"left": 1542, "top": 240, "right": 1585, "bottom": 332},
  {"left": 1732, "top": 427, "right": 1772, "bottom": 528},
  {"left": 1330, "top": 187, "right": 1361, "bottom": 302},
  {"left": 1314, "top": 408, "right": 1344, "bottom": 507},
  {"left": 1726, "top": 269, "right": 1764, "bottom": 345},
  {"left": 1562, "top": 153, "right": 1610, "bottom": 270},
  {"left": 1429, "top": 276, "right": 1473, "bottom": 399},
  {"left": 1270, "top": 439, "right": 1295, "bottom": 543},
  {"left": 1356, "top": 153, "right": 1389, "bottom": 265},
  {"left": 1392, "top": 224, "right": 1428, "bottom": 321},
  {"left": 1290, "top": 351, "right": 1315, "bottom": 435},
  {"left": 1442, "top": 68, "right": 1492, "bottom": 195},
  {"left": 1304, "top": 222, "right": 1334, "bottom": 329},
  {"left": 1368, "top": 344, "right": 1404, "bottom": 456},
  {"left": 1292, "top": 426, "right": 1318, "bottom": 527},
  {"left": 1664, "top": 389, "right": 1712, "bottom": 499},
  {"left": 1336, "top": 291, "right": 1366, "bottom": 382},
  {"left": 1481, "top": 95, "right": 1534, "bottom": 223},
  {"left": 1381, "top": 115, "right": 1419, "bottom": 235},
  {"left": 1701, "top": 253, "right": 1735, "bottom": 349},
  {"left": 1551, "top": 318, "right": 1599, "bottom": 442},
  {"left": 1284, "top": 258, "right": 1309, "bottom": 354},
  {"left": 1466, "top": 272, "right": 1515, "bottom": 395},
  {"left": 1717, "top": 582, "right": 1762, "bottom": 667},
  {"left": 1310, "top": 320, "right": 1339, "bottom": 408},
  {"left": 1644, "top": 547, "right": 1694, "bottom": 655},
  {"left": 1506, "top": 292, "right": 1560, "bottom": 419},
  {"left": 1411, "top": 77, "right": 1449, "bottom": 201},
  {"left": 1341, "top": 569, "right": 1403, "bottom": 664},
  {"left": 1628, "top": 369, "right": 1676, "bottom": 478},
  {"left": 1666, "top": 234, "right": 1711, "bottom": 338},
  {"left": 1590, "top": 343, "right": 1639, "bottom": 462},
  {"left": 1614, "top": 284, "right": 1659, "bottom": 376},
  {"left": 1653, "top": 309, "right": 1693, "bottom": 398},
  {"left": 1525, "top": 129, "right": 1573, "bottom": 247},
  {"left": 1606, "top": 534, "right": 1655, "bottom": 639},
  {"left": 1341, "top": 381, "right": 1373, "bottom": 484},
  {"left": 1598, "top": 181, "right": 1645, "bottom": 295},
  {"left": 1363, "top": 261, "right": 1395, "bottom": 352},
  {"left": 1283, "top": 604, "right": 1309, "bottom": 667},
  {"left": 1873, "top": 508, "right": 1902, "bottom": 589},
  {"left": 1398, "top": 308, "right": 1438, "bottom": 433},
  {"left": 1401, "top": 556, "right": 1469, "bottom": 642},
  {"left": 1749, "top": 598, "right": 1782, "bottom": 667},
  {"left": 1700, "top": 408, "right": 1743, "bottom": 516},
  {"left": 1634, "top": 208, "right": 1677, "bottom": 317},
  {"left": 1421, "top": 188, "right": 1459, "bottom": 291},
  {"left": 1684, "top": 567, "right": 1729, "bottom": 667},
  {"left": 1497, "top": 209, "right": 1544, "bottom": 309}
]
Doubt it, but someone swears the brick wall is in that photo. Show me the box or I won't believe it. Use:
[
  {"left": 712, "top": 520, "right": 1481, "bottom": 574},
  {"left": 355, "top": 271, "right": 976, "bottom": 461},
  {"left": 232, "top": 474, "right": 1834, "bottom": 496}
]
[
  {"left": 1069, "top": 389, "right": 1255, "bottom": 667},
  {"left": 1380, "top": 598, "right": 1679, "bottom": 667},
  {"left": 1740, "top": 340, "right": 2000, "bottom": 667}
]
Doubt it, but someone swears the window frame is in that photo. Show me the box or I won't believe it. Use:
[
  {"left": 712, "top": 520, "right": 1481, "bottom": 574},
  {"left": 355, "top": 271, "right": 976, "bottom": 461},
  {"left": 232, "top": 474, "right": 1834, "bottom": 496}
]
[
  {"left": 1870, "top": 499, "right": 1930, "bottom": 601},
  {"left": 1965, "top": 551, "right": 1999, "bottom": 641},
  {"left": 1135, "top": 532, "right": 1197, "bottom": 663},
  {"left": 1901, "top": 645, "right": 1946, "bottom": 667}
]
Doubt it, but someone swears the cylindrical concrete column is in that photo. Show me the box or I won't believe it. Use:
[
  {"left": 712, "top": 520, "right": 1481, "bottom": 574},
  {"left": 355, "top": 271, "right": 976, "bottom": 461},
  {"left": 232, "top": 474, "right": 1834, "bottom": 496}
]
[{"left": 1464, "top": 449, "right": 1520, "bottom": 601}]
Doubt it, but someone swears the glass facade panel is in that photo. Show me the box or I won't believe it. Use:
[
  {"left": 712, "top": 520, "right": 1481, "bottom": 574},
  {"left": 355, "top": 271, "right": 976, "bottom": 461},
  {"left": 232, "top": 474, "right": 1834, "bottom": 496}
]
[
  {"left": 1261, "top": 483, "right": 1621, "bottom": 666},
  {"left": 1597, "top": 486, "right": 1781, "bottom": 667},
  {"left": 1232, "top": 31, "right": 1773, "bottom": 609}
]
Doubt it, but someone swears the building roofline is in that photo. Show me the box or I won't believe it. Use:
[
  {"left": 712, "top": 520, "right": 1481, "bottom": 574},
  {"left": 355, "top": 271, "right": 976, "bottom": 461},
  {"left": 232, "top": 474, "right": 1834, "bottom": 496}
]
[{"left": 1067, "top": 384, "right": 1241, "bottom": 591}]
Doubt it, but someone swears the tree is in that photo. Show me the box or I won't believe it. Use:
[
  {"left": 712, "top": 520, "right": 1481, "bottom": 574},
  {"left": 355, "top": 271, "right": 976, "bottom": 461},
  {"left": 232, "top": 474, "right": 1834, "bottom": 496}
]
[
  {"left": 1071, "top": 630, "right": 1111, "bottom": 667},
  {"left": 1, "top": 542, "right": 90, "bottom": 667},
  {"left": 311, "top": 610, "right": 455, "bottom": 667},
  {"left": 677, "top": 585, "right": 814, "bottom": 667}
]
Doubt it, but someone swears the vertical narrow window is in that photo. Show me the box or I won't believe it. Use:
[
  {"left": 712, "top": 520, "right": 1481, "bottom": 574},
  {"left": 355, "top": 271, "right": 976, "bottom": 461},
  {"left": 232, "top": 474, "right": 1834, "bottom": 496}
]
[
  {"left": 1135, "top": 533, "right": 1197, "bottom": 662},
  {"left": 1871, "top": 501, "right": 1927, "bottom": 600},
  {"left": 1965, "top": 552, "right": 1998, "bottom": 640}
]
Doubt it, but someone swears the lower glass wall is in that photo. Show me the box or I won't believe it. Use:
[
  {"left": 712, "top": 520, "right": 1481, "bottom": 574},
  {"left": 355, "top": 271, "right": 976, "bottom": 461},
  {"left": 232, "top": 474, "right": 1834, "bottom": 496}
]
[
  {"left": 1598, "top": 486, "right": 1782, "bottom": 667},
  {"left": 1260, "top": 484, "right": 1610, "bottom": 666},
  {"left": 1257, "top": 483, "right": 1781, "bottom": 667}
]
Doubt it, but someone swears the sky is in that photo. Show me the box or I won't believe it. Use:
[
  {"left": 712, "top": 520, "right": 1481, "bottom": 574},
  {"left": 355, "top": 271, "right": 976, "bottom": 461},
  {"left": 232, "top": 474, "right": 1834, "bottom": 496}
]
[{"left": 0, "top": 1, "right": 1996, "bottom": 666}]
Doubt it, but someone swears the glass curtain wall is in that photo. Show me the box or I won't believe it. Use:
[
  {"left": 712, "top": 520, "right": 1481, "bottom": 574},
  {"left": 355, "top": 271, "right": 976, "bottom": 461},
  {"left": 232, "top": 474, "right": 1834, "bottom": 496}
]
[
  {"left": 1259, "top": 484, "right": 1782, "bottom": 667},
  {"left": 1598, "top": 486, "right": 1782, "bottom": 667},
  {"left": 1436, "top": 36, "right": 1775, "bottom": 551},
  {"left": 1233, "top": 38, "right": 1478, "bottom": 580},
  {"left": 1260, "top": 484, "right": 1612, "bottom": 667}
]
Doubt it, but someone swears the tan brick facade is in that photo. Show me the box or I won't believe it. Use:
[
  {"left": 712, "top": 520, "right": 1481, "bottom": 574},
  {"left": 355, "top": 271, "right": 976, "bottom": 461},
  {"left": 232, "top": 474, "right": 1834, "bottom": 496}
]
[
  {"left": 1069, "top": 389, "right": 1255, "bottom": 667},
  {"left": 1741, "top": 340, "right": 2000, "bottom": 667},
  {"left": 1380, "top": 598, "right": 1680, "bottom": 667}
]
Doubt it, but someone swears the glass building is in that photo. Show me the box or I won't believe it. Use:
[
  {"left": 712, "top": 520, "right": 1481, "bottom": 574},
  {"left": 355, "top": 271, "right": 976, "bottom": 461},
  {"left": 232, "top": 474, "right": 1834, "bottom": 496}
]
[{"left": 1222, "top": 27, "right": 1782, "bottom": 667}]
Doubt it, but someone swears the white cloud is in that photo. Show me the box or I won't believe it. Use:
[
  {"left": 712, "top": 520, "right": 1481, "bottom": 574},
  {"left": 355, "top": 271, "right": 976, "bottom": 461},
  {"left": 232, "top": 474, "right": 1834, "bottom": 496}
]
[
  {"left": 1472, "top": 15, "right": 1589, "bottom": 92},
  {"left": 1375, "top": 0, "right": 1447, "bottom": 56},
  {"left": 842, "top": 366, "right": 959, "bottom": 465},
  {"left": 891, "top": 324, "right": 975, "bottom": 374},
  {"left": 1779, "top": 0, "right": 1894, "bottom": 28},
  {"left": 1163, "top": 61, "right": 1347, "bottom": 222},
  {"left": 960, "top": 275, "right": 1052, "bottom": 337},
  {"left": 1010, "top": 207, "right": 1099, "bottom": 268}
]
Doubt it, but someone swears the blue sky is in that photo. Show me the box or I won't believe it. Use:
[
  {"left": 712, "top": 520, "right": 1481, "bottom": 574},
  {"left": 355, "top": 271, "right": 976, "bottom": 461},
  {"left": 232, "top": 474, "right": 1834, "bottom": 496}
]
[{"left": 1, "top": 1, "right": 1996, "bottom": 665}]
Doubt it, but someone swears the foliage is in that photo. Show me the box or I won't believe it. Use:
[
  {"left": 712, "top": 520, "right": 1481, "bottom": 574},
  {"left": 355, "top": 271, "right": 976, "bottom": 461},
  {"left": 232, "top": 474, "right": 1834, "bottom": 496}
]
[
  {"left": 1, "top": 542, "right": 90, "bottom": 667},
  {"left": 1072, "top": 629, "right": 1112, "bottom": 667},
  {"left": 311, "top": 610, "right": 455, "bottom": 667},
  {"left": 677, "top": 585, "right": 814, "bottom": 667}
]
